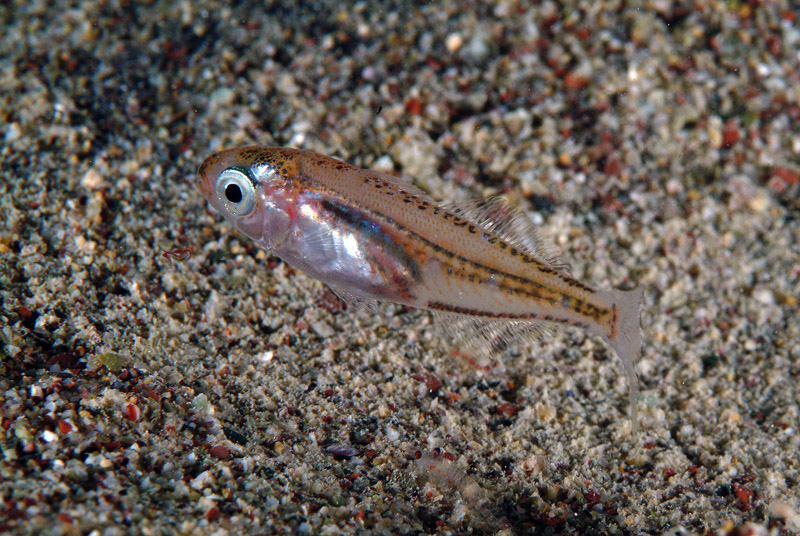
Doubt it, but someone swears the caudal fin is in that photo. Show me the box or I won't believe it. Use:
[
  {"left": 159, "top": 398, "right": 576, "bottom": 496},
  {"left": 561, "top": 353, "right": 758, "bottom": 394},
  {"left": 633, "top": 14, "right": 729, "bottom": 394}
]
[{"left": 600, "top": 287, "right": 643, "bottom": 433}]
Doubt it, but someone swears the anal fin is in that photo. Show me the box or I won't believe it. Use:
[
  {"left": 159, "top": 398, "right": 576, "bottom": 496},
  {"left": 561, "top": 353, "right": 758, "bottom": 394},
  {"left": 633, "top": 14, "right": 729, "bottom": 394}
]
[
  {"left": 327, "top": 284, "right": 379, "bottom": 314},
  {"left": 432, "top": 310, "right": 555, "bottom": 361}
]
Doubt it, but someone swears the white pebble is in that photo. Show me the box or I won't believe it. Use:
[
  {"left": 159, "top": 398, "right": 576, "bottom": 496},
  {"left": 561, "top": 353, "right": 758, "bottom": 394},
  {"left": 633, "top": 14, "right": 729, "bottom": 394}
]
[
  {"left": 753, "top": 288, "right": 775, "bottom": 305},
  {"left": 209, "top": 87, "right": 235, "bottom": 106},
  {"left": 81, "top": 168, "right": 105, "bottom": 190},
  {"left": 190, "top": 470, "right": 215, "bottom": 491},
  {"left": 5, "top": 122, "right": 22, "bottom": 142},
  {"left": 311, "top": 321, "right": 335, "bottom": 338},
  {"left": 466, "top": 33, "right": 490, "bottom": 61},
  {"left": 445, "top": 33, "right": 463, "bottom": 53}
]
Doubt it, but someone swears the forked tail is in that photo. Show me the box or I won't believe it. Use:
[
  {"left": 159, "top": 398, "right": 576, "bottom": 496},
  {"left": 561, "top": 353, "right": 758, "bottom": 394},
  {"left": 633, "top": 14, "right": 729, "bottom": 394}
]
[{"left": 600, "top": 287, "right": 644, "bottom": 433}]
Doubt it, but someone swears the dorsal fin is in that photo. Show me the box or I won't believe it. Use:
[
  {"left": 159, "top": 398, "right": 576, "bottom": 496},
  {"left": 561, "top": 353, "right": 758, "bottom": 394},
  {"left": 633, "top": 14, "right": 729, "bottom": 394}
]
[{"left": 441, "top": 196, "right": 572, "bottom": 274}]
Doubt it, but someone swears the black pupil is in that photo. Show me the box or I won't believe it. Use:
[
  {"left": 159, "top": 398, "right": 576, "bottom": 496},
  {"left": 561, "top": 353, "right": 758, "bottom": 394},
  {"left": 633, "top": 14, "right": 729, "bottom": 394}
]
[{"left": 225, "top": 183, "right": 243, "bottom": 203}]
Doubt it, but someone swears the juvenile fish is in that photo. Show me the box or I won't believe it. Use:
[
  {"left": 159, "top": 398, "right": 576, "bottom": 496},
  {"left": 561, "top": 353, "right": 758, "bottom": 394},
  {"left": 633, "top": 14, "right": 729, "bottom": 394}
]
[{"left": 197, "top": 147, "right": 643, "bottom": 426}]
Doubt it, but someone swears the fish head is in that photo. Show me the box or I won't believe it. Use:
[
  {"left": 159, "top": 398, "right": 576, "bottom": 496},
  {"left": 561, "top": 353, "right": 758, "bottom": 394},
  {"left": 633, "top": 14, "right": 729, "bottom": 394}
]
[{"left": 197, "top": 146, "right": 295, "bottom": 252}]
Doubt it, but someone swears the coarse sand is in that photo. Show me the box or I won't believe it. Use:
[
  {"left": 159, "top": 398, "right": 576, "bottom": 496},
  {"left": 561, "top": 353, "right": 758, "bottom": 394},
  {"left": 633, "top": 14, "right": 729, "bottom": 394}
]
[{"left": 1, "top": 1, "right": 799, "bottom": 534}]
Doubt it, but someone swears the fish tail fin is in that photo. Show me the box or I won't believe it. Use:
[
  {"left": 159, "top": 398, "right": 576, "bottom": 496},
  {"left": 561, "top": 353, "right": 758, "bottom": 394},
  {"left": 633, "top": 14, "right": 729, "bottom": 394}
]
[{"left": 599, "top": 287, "right": 643, "bottom": 433}]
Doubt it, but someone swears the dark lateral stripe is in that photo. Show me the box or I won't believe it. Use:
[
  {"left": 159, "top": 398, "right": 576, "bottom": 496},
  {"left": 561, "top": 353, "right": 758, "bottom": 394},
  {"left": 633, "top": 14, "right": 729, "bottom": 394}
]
[
  {"left": 427, "top": 301, "right": 541, "bottom": 320},
  {"left": 426, "top": 301, "right": 590, "bottom": 330},
  {"left": 610, "top": 303, "right": 618, "bottom": 339}
]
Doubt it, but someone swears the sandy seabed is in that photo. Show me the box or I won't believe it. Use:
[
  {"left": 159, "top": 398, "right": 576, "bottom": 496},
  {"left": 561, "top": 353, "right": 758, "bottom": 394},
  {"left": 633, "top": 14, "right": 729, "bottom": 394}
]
[{"left": 1, "top": 1, "right": 799, "bottom": 534}]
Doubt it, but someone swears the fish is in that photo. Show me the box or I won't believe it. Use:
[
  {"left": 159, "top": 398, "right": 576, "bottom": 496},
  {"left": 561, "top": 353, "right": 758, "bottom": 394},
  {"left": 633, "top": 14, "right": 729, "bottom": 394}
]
[{"left": 197, "top": 146, "right": 643, "bottom": 428}]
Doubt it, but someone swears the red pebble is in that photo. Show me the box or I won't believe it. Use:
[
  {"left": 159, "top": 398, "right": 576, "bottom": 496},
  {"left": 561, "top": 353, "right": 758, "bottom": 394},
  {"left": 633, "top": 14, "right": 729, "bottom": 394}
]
[
  {"left": 205, "top": 505, "right": 221, "bottom": 522},
  {"left": 209, "top": 445, "right": 230, "bottom": 459},
  {"left": 405, "top": 97, "right": 423, "bottom": 115},
  {"left": 773, "top": 166, "right": 799, "bottom": 186},
  {"left": 603, "top": 156, "right": 622, "bottom": 176},
  {"left": 495, "top": 403, "right": 518, "bottom": 417},
  {"left": 722, "top": 121, "right": 740, "bottom": 147},
  {"left": 563, "top": 72, "right": 589, "bottom": 89},
  {"left": 412, "top": 372, "right": 442, "bottom": 393},
  {"left": 58, "top": 420, "right": 72, "bottom": 434},
  {"left": 733, "top": 482, "right": 754, "bottom": 510},
  {"left": 124, "top": 403, "right": 141, "bottom": 422},
  {"left": 584, "top": 488, "right": 601, "bottom": 507}
]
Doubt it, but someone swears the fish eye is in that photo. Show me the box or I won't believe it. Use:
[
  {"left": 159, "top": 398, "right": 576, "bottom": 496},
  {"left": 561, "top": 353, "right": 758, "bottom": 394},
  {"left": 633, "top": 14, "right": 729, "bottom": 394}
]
[{"left": 215, "top": 167, "right": 255, "bottom": 216}]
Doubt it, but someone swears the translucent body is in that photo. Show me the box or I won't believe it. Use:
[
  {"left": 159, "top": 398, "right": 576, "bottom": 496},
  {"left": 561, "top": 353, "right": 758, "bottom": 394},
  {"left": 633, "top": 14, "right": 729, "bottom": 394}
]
[{"left": 197, "top": 146, "right": 643, "bottom": 426}]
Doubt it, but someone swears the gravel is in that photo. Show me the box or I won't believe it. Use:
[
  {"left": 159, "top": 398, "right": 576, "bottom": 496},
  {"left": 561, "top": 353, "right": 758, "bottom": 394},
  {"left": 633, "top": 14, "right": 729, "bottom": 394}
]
[{"left": 1, "top": 1, "right": 799, "bottom": 534}]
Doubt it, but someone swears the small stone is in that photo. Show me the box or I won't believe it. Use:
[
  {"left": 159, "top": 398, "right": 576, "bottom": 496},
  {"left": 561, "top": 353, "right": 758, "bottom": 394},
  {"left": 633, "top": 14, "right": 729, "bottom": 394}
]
[
  {"left": 124, "top": 403, "right": 141, "bottom": 422},
  {"left": 534, "top": 402, "right": 556, "bottom": 422},
  {"left": 205, "top": 505, "right": 221, "bottom": 522},
  {"left": 209, "top": 445, "right": 230, "bottom": 459},
  {"left": 445, "top": 33, "right": 463, "bottom": 53},
  {"left": 311, "top": 320, "right": 335, "bottom": 338},
  {"left": 81, "top": 168, "right": 105, "bottom": 190},
  {"left": 753, "top": 288, "right": 775, "bottom": 305},
  {"left": 5, "top": 122, "right": 22, "bottom": 142},
  {"left": 209, "top": 87, "right": 236, "bottom": 106},
  {"left": 747, "top": 194, "right": 769, "bottom": 212},
  {"left": 65, "top": 459, "right": 88, "bottom": 482},
  {"left": 496, "top": 403, "right": 518, "bottom": 417},
  {"left": 465, "top": 32, "right": 489, "bottom": 61},
  {"left": 708, "top": 116, "right": 723, "bottom": 149},
  {"left": 325, "top": 444, "right": 360, "bottom": 458},
  {"left": 30, "top": 385, "right": 44, "bottom": 400},
  {"left": 666, "top": 178, "right": 683, "bottom": 195},
  {"left": 190, "top": 470, "right": 215, "bottom": 491}
]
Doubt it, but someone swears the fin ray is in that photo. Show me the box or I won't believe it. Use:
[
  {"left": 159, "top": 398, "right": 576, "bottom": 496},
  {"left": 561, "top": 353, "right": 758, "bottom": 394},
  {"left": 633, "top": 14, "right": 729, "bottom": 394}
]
[
  {"left": 441, "top": 196, "right": 571, "bottom": 273},
  {"left": 432, "top": 310, "right": 555, "bottom": 359},
  {"left": 327, "top": 284, "right": 379, "bottom": 314}
]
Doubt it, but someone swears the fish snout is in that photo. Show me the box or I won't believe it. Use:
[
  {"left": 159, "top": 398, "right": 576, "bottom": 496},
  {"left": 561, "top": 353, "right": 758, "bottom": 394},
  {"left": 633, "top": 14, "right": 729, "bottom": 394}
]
[{"left": 197, "top": 148, "right": 247, "bottom": 201}]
